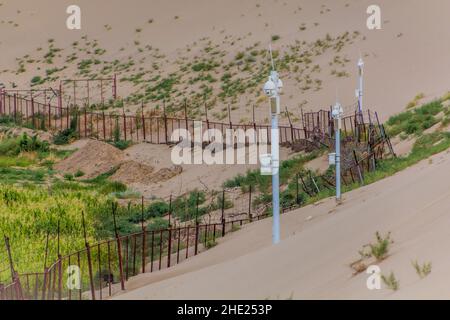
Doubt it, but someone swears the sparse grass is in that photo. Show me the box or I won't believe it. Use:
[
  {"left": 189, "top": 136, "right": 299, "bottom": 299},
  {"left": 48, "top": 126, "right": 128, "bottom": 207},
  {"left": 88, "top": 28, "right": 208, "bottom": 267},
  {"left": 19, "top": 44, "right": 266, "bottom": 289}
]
[
  {"left": 386, "top": 100, "right": 443, "bottom": 136},
  {"left": 359, "top": 231, "right": 392, "bottom": 261},
  {"left": 412, "top": 260, "right": 432, "bottom": 279},
  {"left": 231, "top": 225, "right": 241, "bottom": 232},
  {"left": 205, "top": 238, "right": 218, "bottom": 249},
  {"left": 381, "top": 271, "right": 399, "bottom": 291}
]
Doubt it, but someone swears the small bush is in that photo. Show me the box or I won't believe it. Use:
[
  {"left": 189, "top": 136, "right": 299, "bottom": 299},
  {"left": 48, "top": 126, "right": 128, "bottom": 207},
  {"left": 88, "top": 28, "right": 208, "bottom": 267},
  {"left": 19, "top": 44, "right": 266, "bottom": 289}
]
[
  {"left": 271, "top": 35, "right": 281, "bottom": 41},
  {"left": 64, "top": 173, "right": 74, "bottom": 181},
  {"left": 74, "top": 170, "right": 85, "bottom": 177},
  {"left": 205, "top": 239, "right": 217, "bottom": 249},
  {"left": 19, "top": 133, "right": 49, "bottom": 153},
  {"left": 112, "top": 140, "right": 132, "bottom": 150},
  {"left": 53, "top": 128, "right": 77, "bottom": 145}
]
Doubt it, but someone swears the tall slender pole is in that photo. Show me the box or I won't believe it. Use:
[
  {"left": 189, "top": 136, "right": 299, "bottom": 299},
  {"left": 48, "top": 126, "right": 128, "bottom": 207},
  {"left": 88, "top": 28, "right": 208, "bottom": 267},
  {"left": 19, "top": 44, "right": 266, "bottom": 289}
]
[
  {"left": 357, "top": 57, "right": 364, "bottom": 113},
  {"left": 271, "top": 71, "right": 280, "bottom": 245},
  {"left": 333, "top": 102, "right": 343, "bottom": 203}
]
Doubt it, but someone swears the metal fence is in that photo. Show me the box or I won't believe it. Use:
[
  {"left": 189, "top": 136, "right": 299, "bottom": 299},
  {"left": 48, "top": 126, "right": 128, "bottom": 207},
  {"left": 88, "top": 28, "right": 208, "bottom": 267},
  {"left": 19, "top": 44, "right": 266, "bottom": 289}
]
[{"left": 0, "top": 81, "right": 395, "bottom": 300}]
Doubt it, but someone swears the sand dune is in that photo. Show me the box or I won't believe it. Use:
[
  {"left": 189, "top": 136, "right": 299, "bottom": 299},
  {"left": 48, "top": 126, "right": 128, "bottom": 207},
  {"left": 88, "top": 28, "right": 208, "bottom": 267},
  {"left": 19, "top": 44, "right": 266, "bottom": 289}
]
[
  {"left": 1, "top": 1, "right": 450, "bottom": 122},
  {"left": 115, "top": 149, "right": 450, "bottom": 299}
]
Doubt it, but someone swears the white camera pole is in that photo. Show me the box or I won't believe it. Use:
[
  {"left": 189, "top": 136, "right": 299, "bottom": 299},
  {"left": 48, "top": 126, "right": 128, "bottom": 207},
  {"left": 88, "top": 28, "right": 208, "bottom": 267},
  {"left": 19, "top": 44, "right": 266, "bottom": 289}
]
[
  {"left": 357, "top": 57, "right": 364, "bottom": 113},
  {"left": 271, "top": 70, "right": 280, "bottom": 244},
  {"left": 332, "top": 102, "right": 343, "bottom": 203},
  {"left": 262, "top": 46, "right": 283, "bottom": 244}
]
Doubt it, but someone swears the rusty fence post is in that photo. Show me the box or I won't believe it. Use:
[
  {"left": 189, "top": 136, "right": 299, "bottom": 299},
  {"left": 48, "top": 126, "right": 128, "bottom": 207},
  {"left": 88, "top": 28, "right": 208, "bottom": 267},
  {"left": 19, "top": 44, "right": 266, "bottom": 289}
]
[
  {"left": 184, "top": 99, "right": 189, "bottom": 133},
  {"left": 141, "top": 196, "right": 146, "bottom": 274},
  {"left": 248, "top": 185, "right": 252, "bottom": 222},
  {"left": 163, "top": 99, "right": 168, "bottom": 144},
  {"left": 141, "top": 104, "right": 146, "bottom": 141},
  {"left": 167, "top": 228, "right": 172, "bottom": 268},
  {"left": 113, "top": 74, "right": 117, "bottom": 100},
  {"left": 194, "top": 221, "right": 199, "bottom": 256},
  {"left": 221, "top": 190, "right": 226, "bottom": 237},
  {"left": 123, "top": 113, "right": 127, "bottom": 141}
]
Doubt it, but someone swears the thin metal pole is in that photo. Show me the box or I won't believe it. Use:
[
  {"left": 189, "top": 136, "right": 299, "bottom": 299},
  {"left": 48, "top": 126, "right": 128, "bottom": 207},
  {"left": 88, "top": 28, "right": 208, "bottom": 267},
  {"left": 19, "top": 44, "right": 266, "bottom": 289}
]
[{"left": 335, "top": 111, "right": 342, "bottom": 202}]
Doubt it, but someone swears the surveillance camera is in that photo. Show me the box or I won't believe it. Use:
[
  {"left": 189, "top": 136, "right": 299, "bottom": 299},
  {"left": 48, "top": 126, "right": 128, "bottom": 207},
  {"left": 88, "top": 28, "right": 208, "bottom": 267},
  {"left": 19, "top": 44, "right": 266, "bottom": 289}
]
[
  {"left": 263, "top": 78, "right": 276, "bottom": 96},
  {"left": 276, "top": 78, "right": 283, "bottom": 92},
  {"left": 357, "top": 58, "right": 364, "bottom": 68},
  {"left": 332, "top": 103, "right": 343, "bottom": 119}
]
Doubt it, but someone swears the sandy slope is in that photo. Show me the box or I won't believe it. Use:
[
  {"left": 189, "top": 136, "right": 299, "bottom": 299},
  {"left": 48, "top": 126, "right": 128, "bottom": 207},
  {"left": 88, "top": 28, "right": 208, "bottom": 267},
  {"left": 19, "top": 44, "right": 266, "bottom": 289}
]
[
  {"left": 114, "top": 149, "right": 450, "bottom": 299},
  {"left": 1, "top": 0, "right": 450, "bottom": 121}
]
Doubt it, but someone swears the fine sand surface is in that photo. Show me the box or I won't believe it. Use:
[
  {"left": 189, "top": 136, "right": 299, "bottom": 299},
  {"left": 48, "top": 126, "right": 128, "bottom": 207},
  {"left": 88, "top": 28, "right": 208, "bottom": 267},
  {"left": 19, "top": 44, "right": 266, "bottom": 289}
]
[
  {"left": 1, "top": 0, "right": 450, "bottom": 122},
  {"left": 114, "top": 149, "right": 450, "bottom": 299}
]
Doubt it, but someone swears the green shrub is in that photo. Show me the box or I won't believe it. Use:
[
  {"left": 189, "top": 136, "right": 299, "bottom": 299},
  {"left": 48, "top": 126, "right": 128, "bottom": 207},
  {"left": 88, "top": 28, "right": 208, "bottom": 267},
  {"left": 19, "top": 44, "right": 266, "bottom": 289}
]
[
  {"left": 53, "top": 128, "right": 77, "bottom": 145},
  {"left": 112, "top": 140, "right": 132, "bottom": 150},
  {"left": 64, "top": 173, "right": 74, "bottom": 181},
  {"left": 19, "top": 133, "right": 49, "bottom": 153},
  {"left": 74, "top": 170, "right": 85, "bottom": 177}
]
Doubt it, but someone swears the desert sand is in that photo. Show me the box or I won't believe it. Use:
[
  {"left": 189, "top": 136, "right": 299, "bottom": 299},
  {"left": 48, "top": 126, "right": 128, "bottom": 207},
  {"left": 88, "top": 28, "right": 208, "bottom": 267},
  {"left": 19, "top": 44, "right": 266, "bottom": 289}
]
[
  {"left": 1, "top": 0, "right": 450, "bottom": 123},
  {"left": 114, "top": 149, "right": 450, "bottom": 299},
  {"left": 2, "top": 0, "right": 450, "bottom": 300}
]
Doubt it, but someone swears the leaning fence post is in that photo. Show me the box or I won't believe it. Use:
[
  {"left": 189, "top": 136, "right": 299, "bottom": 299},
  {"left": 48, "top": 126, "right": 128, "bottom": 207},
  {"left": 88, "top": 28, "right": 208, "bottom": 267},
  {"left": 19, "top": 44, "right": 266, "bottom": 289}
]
[
  {"left": 4, "top": 236, "right": 16, "bottom": 283},
  {"left": 296, "top": 173, "right": 300, "bottom": 205},
  {"left": 81, "top": 211, "right": 96, "bottom": 300},
  {"left": 353, "top": 150, "right": 364, "bottom": 185},
  {"left": 285, "top": 106, "right": 294, "bottom": 143},
  {"left": 112, "top": 203, "right": 126, "bottom": 290}
]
